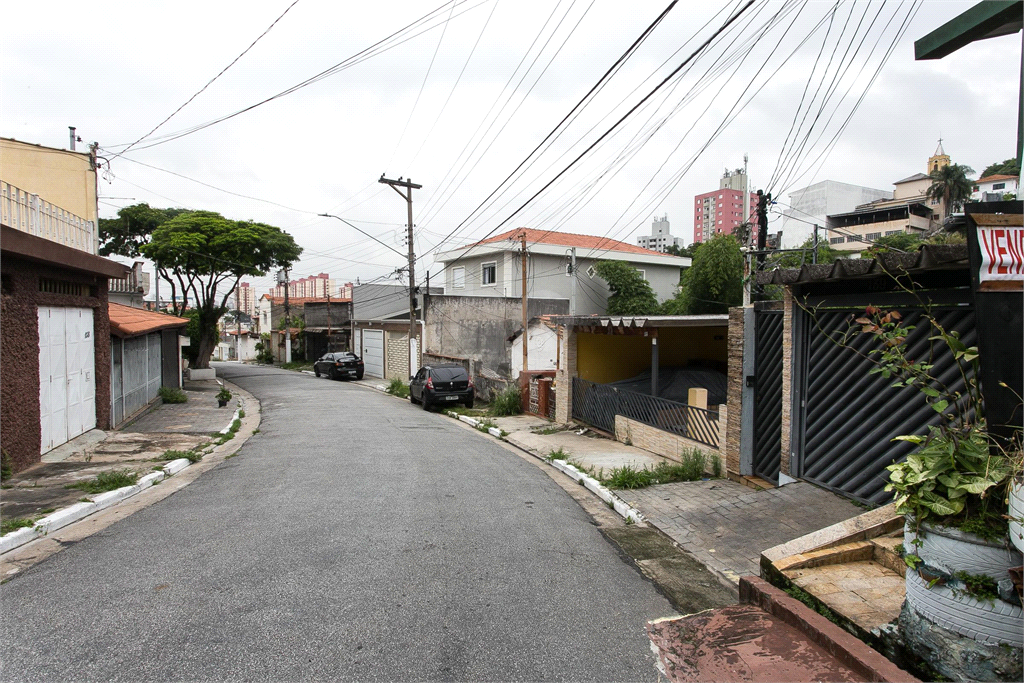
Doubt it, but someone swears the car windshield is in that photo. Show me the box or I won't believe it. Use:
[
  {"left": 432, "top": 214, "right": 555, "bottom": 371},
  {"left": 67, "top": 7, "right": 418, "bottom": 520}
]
[{"left": 430, "top": 368, "right": 466, "bottom": 382}]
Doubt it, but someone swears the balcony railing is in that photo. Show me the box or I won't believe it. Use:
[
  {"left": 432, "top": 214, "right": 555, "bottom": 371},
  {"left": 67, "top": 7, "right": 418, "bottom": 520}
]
[{"left": 1, "top": 180, "right": 96, "bottom": 254}]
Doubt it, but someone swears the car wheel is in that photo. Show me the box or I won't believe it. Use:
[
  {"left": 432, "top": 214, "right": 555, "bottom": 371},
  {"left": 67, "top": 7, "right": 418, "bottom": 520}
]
[
  {"left": 314, "top": 367, "right": 321, "bottom": 377},
  {"left": 356, "top": 372, "right": 364, "bottom": 380},
  {"left": 464, "top": 398, "right": 474, "bottom": 409},
  {"left": 330, "top": 368, "right": 338, "bottom": 381},
  {"left": 409, "top": 392, "right": 418, "bottom": 404},
  {"left": 422, "top": 396, "right": 431, "bottom": 411}
]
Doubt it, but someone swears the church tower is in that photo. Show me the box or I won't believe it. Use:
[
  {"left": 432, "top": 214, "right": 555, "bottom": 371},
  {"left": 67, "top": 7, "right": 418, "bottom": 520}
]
[{"left": 928, "top": 139, "right": 950, "bottom": 174}]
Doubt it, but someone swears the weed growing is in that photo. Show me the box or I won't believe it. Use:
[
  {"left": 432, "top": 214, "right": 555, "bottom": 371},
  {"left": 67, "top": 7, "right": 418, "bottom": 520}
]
[
  {"left": 158, "top": 386, "right": 188, "bottom": 404},
  {"left": 66, "top": 469, "right": 138, "bottom": 494},
  {"left": 238, "top": 409, "right": 246, "bottom": 419},
  {"left": 1, "top": 517, "right": 35, "bottom": 535},
  {"left": 385, "top": 378, "right": 409, "bottom": 398},
  {"left": 600, "top": 449, "right": 715, "bottom": 490},
  {"left": 489, "top": 385, "right": 522, "bottom": 416},
  {"left": 546, "top": 447, "right": 569, "bottom": 462},
  {"left": 280, "top": 361, "right": 313, "bottom": 372},
  {"left": 784, "top": 585, "right": 839, "bottom": 625}
]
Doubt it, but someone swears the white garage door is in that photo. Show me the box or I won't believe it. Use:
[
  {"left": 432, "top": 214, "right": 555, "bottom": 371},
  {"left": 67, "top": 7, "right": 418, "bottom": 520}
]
[
  {"left": 39, "top": 306, "right": 96, "bottom": 453},
  {"left": 361, "top": 329, "right": 384, "bottom": 379}
]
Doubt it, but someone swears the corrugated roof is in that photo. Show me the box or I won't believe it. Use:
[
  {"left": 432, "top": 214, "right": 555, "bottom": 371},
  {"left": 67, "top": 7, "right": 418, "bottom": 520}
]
[
  {"left": 109, "top": 302, "right": 189, "bottom": 338},
  {"left": 472, "top": 227, "right": 668, "bottom": 257},
  {"left": 756, "top": 244, "right": 968, "bottom": 286}
]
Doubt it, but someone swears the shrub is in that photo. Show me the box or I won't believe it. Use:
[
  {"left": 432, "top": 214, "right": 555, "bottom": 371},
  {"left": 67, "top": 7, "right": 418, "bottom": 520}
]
[
  {"left": 385, "top": 378, "right": 409, "bottom": 398},
  {"left": 158, "top": 386, "right": 188, "bottom": 404},
  {"left": 490, "top": 384, "right": 522, "bottom": 416}
]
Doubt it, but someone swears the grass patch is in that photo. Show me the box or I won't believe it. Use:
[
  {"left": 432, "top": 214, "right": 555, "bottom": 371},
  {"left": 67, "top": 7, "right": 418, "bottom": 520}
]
[
  {"left": 213, "top": 419, "right": 243, "bottom": 445},
  {"left": 252, "top": 429, "right": 261, "bottom": 435},
  {"left": 238, "top": 409, "right": 245, "bottom": 419},
  {"left": 489, "top": 385, "right": 522, "bottom": 416},
  {"left": 600, "top": 448, "right": 716, "bottom": 490},
  {"left": 280, "top": 361, "right": 313, "bottom": 372},
  {"left": 546, "top": 447, "right": 569, "bottom": 462},
  {"left": 385, "top": 378, "right": 409, "bottom": 398},
  {"left": 533, "top": 425, "right": 565, "bottom": 435},
  {"left": 1, "top": 517, "right": 35, "bottom": 535},
  {"left": 158, "top": 386, "right": 188, "bottom": 404},
  {"left": 65, "top": 469, "right": 138, "bottom": 494},
  {"left": 161, "top": 448, "right": 203, "bottom": 464},
  {"left": 445, "top": 405, "right": 487, "bottom": 417}
]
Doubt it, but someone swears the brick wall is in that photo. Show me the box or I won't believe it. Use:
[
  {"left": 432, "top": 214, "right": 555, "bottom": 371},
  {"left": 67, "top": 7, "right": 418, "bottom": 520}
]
[
  {"left": 386, "top": 331, "right": 409, "bottom": 380},
  {"left": 555, "top": 325, "right": 576, "bottom": 424},
  {"left": 726, "top": 307, "right": 744, "bottom": 477},
  {"left": 614, "top": 415, "right": 722, "bottom": 473},
  {"left": 523, "top": 371, "right": 556, "bottom": 419},
  {"left": 780, "top": 289, "right": 794, "bottom": 477}
]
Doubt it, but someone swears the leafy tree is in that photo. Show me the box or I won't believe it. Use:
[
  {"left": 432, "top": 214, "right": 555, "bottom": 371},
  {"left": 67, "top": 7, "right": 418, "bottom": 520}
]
[
  {"left": 137, "top": 211, "right": 302, "bottom": 368},
  {"left": 665, "top": 243, "right": 700, "bottom": 258},
  {"left": 925, "top": 163, "right": 974, "bottom": 217},
  {"left": 98, "top": 203, "right": 187, "bottom": 258},
  {"left": 765, "top": 236, "right": 839, "bottom": 269},
  {"left": 979, "top": 158, "right": 1020, "bottom": 179},
  {"left": 662, "top": 234, "right": 742, "bottom": 315},
  {"left": 862, "top": 232, "right": 923, "bottom": 259},
  {"left": 593, "top": 260, "right": 659, "bottom": 315}
]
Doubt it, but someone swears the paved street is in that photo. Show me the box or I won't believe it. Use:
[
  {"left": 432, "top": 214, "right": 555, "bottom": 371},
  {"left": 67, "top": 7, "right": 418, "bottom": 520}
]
[{"left": 1, "top": 364, "right": 675, "bottom": 682}]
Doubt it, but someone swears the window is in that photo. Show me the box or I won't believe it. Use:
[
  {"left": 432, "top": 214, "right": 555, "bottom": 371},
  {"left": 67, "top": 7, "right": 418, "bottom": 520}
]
[
  {"left": 453, "top": 267, "right": 465, "bottom": 289},
  {"left": 865, "top": 232, "right": 881, "bottom": 241},
  {"left": 830, "top": 236, "right": 845, "bottom": 244},
  {"left": 885, "top": 230, "right": 902, "bottom": 236},
  {"left": 481, "top": 262, "right": 496, "bottom": 286},
  {"left": 637, "top": 269, "right": 646, "bottom": 281},
  {"left": 993, "top": 183, "right": 1006, "bottom": 190}
]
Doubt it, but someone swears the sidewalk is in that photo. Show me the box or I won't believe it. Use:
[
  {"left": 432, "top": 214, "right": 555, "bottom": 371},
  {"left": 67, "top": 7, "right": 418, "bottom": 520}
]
[{"left": 0, "top": 379, "right": 256, "bottom": 561}]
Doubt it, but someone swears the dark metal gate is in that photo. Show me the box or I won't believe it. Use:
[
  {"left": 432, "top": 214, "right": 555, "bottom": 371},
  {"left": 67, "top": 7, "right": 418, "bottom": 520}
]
[
  {"left": 752, "top": 309, "right": 784, "bottom": 482},
  {"left": 794, "top": 294, "right": 975, "bottom": 505}
]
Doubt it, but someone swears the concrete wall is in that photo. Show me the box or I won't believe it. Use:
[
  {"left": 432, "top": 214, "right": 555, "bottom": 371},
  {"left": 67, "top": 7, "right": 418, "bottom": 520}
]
[
  {"left": 424, "top": 295, "right": 569, "bottom": 378},
  {"left": 0, "top": 138, "right": 98, "bottom": 225},
  {"left": 614, "top": 414, "right": 724, "bottom": 470},
  {"left": 1, "top": 255, "right": 112, "bottom": 473},
  {"left": 510, "top": 324, "right": 559, "bottom": 375}
]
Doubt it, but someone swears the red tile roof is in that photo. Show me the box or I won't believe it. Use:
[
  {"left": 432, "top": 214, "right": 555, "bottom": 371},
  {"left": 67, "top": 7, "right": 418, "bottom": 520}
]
[
  {"left": 109, "top": 302, "right": 189, "bottom": 338},
  {"left": 471, "top": 228, "right": 667, "bottom": 257},
  {"left": 975, "top": 174, "right": 1018, "bottom": 184}
]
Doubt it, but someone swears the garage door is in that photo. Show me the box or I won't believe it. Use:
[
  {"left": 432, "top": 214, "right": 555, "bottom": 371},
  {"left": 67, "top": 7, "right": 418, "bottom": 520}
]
[
  {"left": 361, "top": 329, "right": 384, "bottom": 379},
  {"left": 39, "top": 306, "right": 96, "bottom": 453}
]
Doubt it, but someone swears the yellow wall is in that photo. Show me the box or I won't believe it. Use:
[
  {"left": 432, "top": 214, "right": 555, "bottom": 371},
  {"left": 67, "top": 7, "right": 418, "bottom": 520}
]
[
  {"left": 576, "top": 326, "right": 728, "bottom": 383},
  {"left": 0, "top": 138, "right": 97, "bottom": 223}
]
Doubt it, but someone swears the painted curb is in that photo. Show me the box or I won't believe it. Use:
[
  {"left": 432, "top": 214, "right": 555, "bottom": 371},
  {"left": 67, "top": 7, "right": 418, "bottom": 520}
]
[
  {"left": 551, "top": 459, "right": 645, "bottom": 525},
  {"left": 1, "top": 388, "right": 250, "bottom": 557}
]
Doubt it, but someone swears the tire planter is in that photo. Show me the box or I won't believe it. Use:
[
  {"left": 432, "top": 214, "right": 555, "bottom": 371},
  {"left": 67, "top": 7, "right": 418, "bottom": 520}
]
[
  {"left": 902, "top": 520, "right": 1024, "bottom": 647},
  {"left": 1010, "top": 480, "right": 1024, "bottom": 554}
]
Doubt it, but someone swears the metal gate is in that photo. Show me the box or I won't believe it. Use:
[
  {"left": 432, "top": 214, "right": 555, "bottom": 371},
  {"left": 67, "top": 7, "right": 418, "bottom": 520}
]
[
  {"left": 794, "top": 297, "right": 976, "bottom": 505},
  {"left": 111, "top": 332, "right": 163, "bottom": 427},
  {"left": 752, "top": 309, "right": 784, "bottom": 483},
  {"left": 38, "top": 306, "right": 96, "bottom": 453},
  {"left": 361, "top": 329, "right": 384, "bottom": 378}
]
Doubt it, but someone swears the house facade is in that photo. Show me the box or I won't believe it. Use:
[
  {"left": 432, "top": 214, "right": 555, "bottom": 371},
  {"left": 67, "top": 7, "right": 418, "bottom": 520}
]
[
  {"left": 433, "top": 228, "right": 689, "bottom": 316},
  {"left": 1, "top": 138, "right": 131, "bottom": 472},
  {"left": 971, "top": 173, "right": 1019, "bottom": 202},
  {"left": 351, "top": 283, "right": 441, "bottom": 381}
]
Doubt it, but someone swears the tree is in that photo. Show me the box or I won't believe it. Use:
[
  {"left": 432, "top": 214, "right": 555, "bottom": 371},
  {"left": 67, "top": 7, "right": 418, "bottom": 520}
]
[
  {"left": 925, "top": 163, "right": 974, "bottom": 217},
  {"left": 98, "top": 203, "right": 187, "bottom": 258},
  {"left": 593, "top": 260, "right": 659, "bottom": 316},
  {"left": 862, "top": 232, "right": 923, "bottom": 259},
  {"left": 662, "top": 234, "right": 742, "bottom": 315},
  {"left": 765, "top": 236, "right": 839, "bottom": 269},
  {"left": 980, "top": 157, "right": 1020, "bottom": 179},
  {"left": 137, "top": 210, "right": 302, "bottom": 368}
]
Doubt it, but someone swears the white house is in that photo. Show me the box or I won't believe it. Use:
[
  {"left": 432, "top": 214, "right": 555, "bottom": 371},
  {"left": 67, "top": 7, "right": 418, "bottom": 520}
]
[
  {"left": 433, "top": 228, "right": 689, "bottom": 315},
  {"left": 971, "top": 174, "right": 1019, "bottom": 202}
]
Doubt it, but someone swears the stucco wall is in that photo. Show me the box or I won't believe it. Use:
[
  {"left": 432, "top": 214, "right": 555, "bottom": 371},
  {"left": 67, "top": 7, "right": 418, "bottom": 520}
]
[
  {"left": 424, "top": 295, "right": 569, "bottom": 378},
  {"left": 1, "top": 255, "right": 112, "bottom": 473},
  {"left": 0, "top": 138, "right": 98, "bottom": 224}
]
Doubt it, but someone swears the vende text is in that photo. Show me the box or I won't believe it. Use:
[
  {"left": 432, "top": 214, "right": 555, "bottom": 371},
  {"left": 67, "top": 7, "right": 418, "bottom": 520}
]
[{"left": 979, "top": 227, "right": 1024, "bottom": 279}]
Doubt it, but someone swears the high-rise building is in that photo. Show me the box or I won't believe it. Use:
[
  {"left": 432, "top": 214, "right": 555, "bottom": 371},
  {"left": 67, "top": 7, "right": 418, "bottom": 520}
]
[
  {"left": 777, "top": 180, "right": 892, "bottom": 248},
  {"left": 693, "top": 168, "right": 759, "bottom": 244},
  {"left": 236, "top": 281, "right": 257, "bottom": 317},
  {"left": 637, "top": 215, "right": 682, "bottom": 252},
  {"left": 272, "top": 273, "right": 335, "bottom": 299}
]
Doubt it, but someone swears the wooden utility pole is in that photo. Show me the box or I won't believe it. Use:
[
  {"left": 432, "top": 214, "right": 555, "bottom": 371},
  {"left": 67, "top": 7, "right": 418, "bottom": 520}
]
[
  {"left": 379, "top": 175, "right": 422, "bottom": 376},
  {"left": 521, "top": 231, "right": 529, "bottom": 374}
]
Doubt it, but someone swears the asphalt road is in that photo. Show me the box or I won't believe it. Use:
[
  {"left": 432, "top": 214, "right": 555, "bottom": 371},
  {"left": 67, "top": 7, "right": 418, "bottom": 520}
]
[{"left": 1, "top": 364, "right": 675, "bottom": 682}]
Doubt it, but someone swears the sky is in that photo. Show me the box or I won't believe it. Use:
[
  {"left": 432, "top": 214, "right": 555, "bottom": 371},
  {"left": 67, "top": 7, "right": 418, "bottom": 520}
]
[{"left": 3, "top": 0, "right": 1020, "bottom": 298}]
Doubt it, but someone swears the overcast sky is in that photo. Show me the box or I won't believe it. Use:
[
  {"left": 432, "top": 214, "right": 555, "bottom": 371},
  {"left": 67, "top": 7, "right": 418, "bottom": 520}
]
[{"left": 3, "top": 0, "right": 1019, "bottom": 296}]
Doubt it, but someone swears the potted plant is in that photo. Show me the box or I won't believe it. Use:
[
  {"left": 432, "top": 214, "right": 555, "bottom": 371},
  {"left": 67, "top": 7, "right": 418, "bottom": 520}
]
[
  {"left": 216, "top": 386, "right": 232, "bottom": 408},
  {"left": 854, "top": 306, "right": 1022, "bottom": 657}
]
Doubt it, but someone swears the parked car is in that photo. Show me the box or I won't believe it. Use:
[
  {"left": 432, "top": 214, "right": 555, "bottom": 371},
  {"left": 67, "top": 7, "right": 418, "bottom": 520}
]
[
  {"left": 409, "top": 364, "right": 474, "bottom": 410},
  {"left": 314, "top": 352, "right": 364, "bottom": 380}
]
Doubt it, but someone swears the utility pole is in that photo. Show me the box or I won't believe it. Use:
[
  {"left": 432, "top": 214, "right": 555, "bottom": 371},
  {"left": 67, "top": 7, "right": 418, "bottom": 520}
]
[
  {"left": 281, "top": 268, "right": 292, "bottom": 363},
  {"left": 236, "top": 288, "right": 241, "bottom": 361},
  {"left": 568, "top": 247, "right": 577, "bottom": 316},
  {"left": 742, "top": 153, "right": 752, "bottom": 306},
  {"left": 521, "top": 231, "right": 529, "bottom": 375},
  {"left": 326, "top": 289, "right": 332, "bottom": 353},
  {"left": 379, "top": 175, "right": 422, "bottom": 376},
  {"left": 812, "top": 224, "right": 819, "bottom": 265},
  {"left": 755, "top": 190, "right": 771, "bottom": 299}
]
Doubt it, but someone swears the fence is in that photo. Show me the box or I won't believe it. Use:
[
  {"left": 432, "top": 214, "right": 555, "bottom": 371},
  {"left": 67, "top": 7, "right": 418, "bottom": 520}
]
[
  {"left": 1, "top": 181, "right": 96, "bottom": 254},
  {"left": 571, "top": 377, "right": 720, "bottom": 449}
]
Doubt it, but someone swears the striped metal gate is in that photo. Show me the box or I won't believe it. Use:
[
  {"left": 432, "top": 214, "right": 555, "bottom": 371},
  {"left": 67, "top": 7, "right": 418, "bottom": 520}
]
[
  {"left": 752, "top": 309, "right": 784, "bottom": 483},
  {"left": 794, "top": 295, "right": 976, "bottom": 505}
]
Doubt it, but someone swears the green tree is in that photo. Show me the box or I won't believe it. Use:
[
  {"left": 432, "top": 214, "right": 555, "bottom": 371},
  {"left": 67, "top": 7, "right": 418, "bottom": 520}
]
[
  {"left": 765, "top": 236, "right": 839, "bottom": 269},
  {"left": 980, "top": 157, "right": 1020, "bottom": 179},
  {"left": 662, "top": 234, "right": 742, "bottom": 315},
  {"left": 862, "top": 232, "right": 923, "bottom": 259},
  {"left": 98, "top": 203, "right": 187, "bottom": 258},
  {"left": 139, "top": 211, "right": 302, "bottom": 368},
  {"left": 593, "top": 260, "right": 659, "bottom": 315},
  {"left": 926, "top": 163, "right": 975, "bottom": 218}
]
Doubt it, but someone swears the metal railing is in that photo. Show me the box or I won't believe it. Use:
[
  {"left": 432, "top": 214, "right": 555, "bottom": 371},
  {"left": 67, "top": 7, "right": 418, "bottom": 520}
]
[
  {"left": 571, "top": 377, "right": 720, "bottom": 449},
  {"left": 0, "top": 180, "right": 96, "bottom": 254}
]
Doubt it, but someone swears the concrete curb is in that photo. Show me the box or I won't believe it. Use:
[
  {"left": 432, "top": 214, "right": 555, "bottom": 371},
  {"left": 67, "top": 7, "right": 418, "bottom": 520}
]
[{"left": 0, "top": 382, "right": 253, "bottom": 558}]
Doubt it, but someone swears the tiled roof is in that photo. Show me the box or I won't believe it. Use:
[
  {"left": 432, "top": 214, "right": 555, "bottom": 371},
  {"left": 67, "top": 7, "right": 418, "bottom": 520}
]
[
  {"left": 109, "top": 302, "right": 189, "bottom": 338},
  {"left": 471, "top": 228, "right": 667, "bottom": 257},
  {"left": 975, "top": 174, "right": 1018, "bottom": 184}
]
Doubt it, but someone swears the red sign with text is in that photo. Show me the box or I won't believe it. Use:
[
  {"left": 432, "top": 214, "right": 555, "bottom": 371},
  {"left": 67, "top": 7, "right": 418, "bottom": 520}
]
[{"left": 977, "top": 227, "right": 1024, "bottom": 284}]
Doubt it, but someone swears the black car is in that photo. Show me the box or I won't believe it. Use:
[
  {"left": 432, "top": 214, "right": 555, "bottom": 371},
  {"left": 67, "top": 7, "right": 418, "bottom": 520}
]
[
  {"left": 409, "top": 364, "right": 474, "bottom": 410},
  {"left": 314, "top": 352, "right": 364, "bottom": 380}
]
